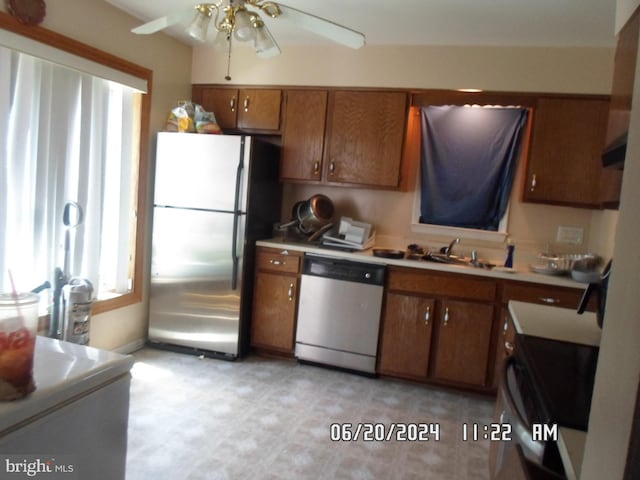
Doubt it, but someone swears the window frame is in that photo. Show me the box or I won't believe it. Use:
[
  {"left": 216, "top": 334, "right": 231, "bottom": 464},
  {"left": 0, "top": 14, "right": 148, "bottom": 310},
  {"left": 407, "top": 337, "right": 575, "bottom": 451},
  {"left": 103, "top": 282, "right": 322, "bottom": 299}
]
[{"left": 0, "top": 11, "right": 152, "bottom": 315}]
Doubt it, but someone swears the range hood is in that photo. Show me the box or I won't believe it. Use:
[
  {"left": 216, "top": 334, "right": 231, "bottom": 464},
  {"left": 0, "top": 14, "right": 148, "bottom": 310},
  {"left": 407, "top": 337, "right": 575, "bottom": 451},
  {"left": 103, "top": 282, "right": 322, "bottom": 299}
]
[{"left": 602, "top": 133, "right": 627, "bottom": 170}]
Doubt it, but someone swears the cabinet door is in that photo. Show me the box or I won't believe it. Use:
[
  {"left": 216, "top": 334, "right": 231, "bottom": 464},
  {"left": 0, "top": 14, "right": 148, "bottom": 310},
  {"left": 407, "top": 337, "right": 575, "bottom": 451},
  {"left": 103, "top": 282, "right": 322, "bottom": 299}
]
[
  {"left": 524, "top": 97, "right": 609, "bottom": 207},
  {"left": 491, "top": 307, "right": 517, "bottom": 389},
  {"left": 281, "top": 90, "right": 328, "bottom": 181},
  {"left": 237, "top": 89, "right": 282, "bottom": 131},
  {"left": 431, "top": 300, "right": 494, "bottom": 387},
  {"left": 250, "top": 272, "right": 298, "bottom": 353},
  {"left": 199, "top": 88, "right": 239, "bottom": 130},
  {"left": 378, "top": 293, "right": 435, "bottom": 379},
  {"left": 324, "top": 90, "right": 407, "bottom": 187}
]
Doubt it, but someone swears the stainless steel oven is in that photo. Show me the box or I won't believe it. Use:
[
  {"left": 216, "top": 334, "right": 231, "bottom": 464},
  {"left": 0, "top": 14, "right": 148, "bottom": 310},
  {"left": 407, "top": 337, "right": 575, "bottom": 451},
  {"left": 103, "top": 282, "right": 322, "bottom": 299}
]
[
  {"left": 493, "top": 356, "right": 563, "bottom": 477},
  {"left": 492, "top": 334, "right": 599, "bottom": 478}
]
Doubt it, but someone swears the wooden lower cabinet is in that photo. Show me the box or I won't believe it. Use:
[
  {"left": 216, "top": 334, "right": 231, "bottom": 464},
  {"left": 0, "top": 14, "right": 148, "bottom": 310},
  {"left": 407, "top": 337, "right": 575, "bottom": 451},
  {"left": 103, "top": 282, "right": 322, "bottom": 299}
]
[
  {"left": 430, "top": 300, "right": 494, "bottom": 386},
  {"left": 492, "top": 307, "right": 517, "bottom": 389},
  {"left": 250, "top": 247, "right": 302, "bottom": 355},
  {"left": 379, "top": 267, "right": 497, "bottom": 390},
  {"left": 378, "top": 293, "right": 435, "bottom": 379},
  {"left": 251, "top": 272, "right": 298, "bottom": 353}
]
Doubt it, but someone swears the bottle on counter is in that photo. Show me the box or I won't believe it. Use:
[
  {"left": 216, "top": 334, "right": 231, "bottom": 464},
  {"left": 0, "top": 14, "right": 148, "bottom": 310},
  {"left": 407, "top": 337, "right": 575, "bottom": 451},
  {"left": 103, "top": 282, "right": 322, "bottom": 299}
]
[{"left": 504, "top": 237, "right": 515, "bottom": 268}]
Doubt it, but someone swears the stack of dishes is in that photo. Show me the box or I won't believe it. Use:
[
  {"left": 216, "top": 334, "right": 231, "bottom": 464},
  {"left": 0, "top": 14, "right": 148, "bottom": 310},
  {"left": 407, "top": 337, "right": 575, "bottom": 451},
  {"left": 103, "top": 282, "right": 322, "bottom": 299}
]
[{"left": 530, "top": 253, "right": 601, "bottom": 279}]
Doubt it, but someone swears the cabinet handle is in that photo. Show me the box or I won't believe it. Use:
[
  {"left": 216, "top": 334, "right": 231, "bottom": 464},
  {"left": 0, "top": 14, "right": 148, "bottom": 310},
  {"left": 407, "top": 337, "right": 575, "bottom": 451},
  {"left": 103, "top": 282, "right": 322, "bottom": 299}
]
[
  {"left": 287, "top": 283, "right": 294, "bottom": 302},
  {"left": 424, "top": 306, "right": 430, "bottom": 325},
  {"left": 505, "top": 341, "right": 514, "bottom": 355},
  {"left": 539, "top": 297, "right": 560, "bottom": 305},
  {"left": 329, "top": 161, "right": 336, "bottom": 175},
  {"left": 503, "top": 318, "right": 509, "bottom": 336},
  {"left": 530, "top": 173, "right": 537, "bottom": 192},
  {"left": 313, "top": 161, "right": 320, "bottom": 175},
  {"left": 230, "top": 97, "right": 236, "bottom": 112},
  {"left": 443, "top": 307, "right": 449, "bottom": 326},
  {"left": 244, "top": 96, "right": 250, "bottom": 112},
  {"left": 270, "top": 259, "right": 284, "bottom": 266}
]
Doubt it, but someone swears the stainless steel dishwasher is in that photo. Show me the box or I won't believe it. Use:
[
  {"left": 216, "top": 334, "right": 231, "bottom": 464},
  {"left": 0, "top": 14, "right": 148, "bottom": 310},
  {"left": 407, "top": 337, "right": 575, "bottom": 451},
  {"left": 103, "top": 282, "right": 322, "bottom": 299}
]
[{"left": 295, "top": 254, "right": 386, "bottom": 374}]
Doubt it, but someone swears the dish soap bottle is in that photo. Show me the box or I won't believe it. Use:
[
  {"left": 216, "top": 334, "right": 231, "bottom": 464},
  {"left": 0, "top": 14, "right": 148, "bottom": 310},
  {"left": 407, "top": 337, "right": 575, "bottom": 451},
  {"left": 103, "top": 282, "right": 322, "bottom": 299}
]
[{"left": 504, "top": 237, "right": 515, "bottom": 268}]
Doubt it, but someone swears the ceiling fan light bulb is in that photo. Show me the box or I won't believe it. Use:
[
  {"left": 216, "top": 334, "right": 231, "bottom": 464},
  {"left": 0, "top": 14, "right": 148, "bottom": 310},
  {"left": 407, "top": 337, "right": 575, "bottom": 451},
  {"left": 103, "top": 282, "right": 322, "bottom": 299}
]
[
  {"left": 186, "top": 11, "right": 211, "bottom": 42},
  {"left": 213, "top": 29, "right": 231, "bottom": 49},
  {"left": 254, "top": 28, "right": 269, "bottom": 50},
  {"left": 233, "top": 10, "right": 256, "bottom": 42},
  {"left": 254, "top": 25, "right": 279, "bottom": 58}
]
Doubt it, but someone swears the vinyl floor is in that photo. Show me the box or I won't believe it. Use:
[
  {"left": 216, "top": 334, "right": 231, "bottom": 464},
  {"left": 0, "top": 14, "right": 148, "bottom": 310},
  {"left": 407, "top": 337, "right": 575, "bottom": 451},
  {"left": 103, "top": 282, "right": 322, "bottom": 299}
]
[{"left": 125, "top": 348, "right": 494, "bottom": 480}]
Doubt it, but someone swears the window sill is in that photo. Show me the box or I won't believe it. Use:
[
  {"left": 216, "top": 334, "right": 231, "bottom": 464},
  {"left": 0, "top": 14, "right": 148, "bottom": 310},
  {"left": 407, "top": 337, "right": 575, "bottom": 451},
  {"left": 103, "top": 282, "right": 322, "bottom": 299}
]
[
  {"left": 410, "top": 222, "right": 508, "bottom": 243},
  {"left": 91, "top": 290, "right": 143, "bottom": 315}
]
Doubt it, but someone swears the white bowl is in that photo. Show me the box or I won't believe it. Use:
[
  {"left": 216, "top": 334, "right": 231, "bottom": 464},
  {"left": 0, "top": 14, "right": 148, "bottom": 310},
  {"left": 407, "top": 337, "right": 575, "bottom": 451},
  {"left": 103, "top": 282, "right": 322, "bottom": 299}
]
[{"left": 570, "top": 269, "right": 601, "bottom": 283}]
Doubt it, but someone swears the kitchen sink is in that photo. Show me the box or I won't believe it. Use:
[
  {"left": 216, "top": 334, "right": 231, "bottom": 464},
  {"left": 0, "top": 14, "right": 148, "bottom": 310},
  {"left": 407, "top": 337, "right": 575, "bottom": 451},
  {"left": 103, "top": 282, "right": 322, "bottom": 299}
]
[
  {"left": 404, "top": 243, "right": 496, "bottom": 269},
  {"left": 422, "top": 252, "right": 496, "bottom": 270}
]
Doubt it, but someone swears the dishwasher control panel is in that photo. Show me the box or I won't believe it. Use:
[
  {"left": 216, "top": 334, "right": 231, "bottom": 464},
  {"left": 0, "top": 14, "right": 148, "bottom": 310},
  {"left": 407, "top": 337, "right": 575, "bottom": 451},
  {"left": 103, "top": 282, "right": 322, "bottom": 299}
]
[{"left": 302, "top": 254, "right": 386, "bottom": 285}]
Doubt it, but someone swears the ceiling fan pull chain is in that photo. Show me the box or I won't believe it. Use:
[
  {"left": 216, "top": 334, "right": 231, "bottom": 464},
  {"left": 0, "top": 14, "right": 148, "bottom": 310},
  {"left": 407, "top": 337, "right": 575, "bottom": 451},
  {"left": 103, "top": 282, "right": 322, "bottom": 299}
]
[{"left": 225, "top": 34, "right": 233, "bottom": 81}]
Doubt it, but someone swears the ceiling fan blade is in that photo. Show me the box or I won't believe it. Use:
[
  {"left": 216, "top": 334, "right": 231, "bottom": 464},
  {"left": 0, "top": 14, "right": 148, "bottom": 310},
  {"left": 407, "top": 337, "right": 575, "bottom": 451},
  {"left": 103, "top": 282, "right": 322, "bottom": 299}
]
[
  {"left": 131, "top": 8, "right": 195, "bottom": 35},
  {"left": 276, "top": 4, "right": 365, "bottom": 49}
]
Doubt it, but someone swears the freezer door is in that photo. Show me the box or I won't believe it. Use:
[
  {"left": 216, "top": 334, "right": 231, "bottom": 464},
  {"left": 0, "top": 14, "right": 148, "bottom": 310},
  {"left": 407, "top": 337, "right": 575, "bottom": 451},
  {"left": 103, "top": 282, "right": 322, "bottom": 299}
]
[
  {"left": 149, "top": 207, "right": 246, "bottom": 356},
  {"left": 154, "top": 133, "right": 250, "bottom": 212}
]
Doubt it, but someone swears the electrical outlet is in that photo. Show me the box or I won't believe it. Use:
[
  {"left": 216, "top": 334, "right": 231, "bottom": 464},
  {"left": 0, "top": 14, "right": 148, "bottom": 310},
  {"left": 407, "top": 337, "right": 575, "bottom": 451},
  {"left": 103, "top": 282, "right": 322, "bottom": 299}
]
[{"left": 556, "top": 225, "right": 584, "bottom": 245}]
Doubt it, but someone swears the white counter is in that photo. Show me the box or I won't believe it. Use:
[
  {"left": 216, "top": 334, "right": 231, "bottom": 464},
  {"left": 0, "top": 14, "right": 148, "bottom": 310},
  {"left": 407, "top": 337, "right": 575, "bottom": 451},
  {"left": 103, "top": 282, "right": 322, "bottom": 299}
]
[
  {"left": 257, "top": 239, "right": 590, "bottom": 289},
  {"left": 0, "top": 336, "right": 134, "bottom": 434},
  {"left": 508, "top": 301, "right": 601, "bottom": 480},
  {"left": 507, "top": 300, "right": 601, "bottom": 346},
  {"left": 0, "top": 337, "right": 134, "bottom": 480}
]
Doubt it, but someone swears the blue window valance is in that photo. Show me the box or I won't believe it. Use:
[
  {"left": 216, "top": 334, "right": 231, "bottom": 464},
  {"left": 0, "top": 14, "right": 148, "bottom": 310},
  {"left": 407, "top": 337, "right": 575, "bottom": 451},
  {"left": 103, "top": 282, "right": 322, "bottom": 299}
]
[{"left": 420, "top": 105, "right": 529, "bottom": 231}]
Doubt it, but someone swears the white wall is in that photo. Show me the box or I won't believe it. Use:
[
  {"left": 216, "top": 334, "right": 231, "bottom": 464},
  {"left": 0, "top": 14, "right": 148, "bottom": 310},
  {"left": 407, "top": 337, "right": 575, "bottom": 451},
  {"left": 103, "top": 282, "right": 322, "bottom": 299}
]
[
  {"left": 617, "top": 0, "right": 640, "bottom": 32},
  {"left": 0, "top": 0, "right": 193, "bottom": 351},
  {"left": 582, "top": 3, "right": 640, "bottom": 478},
  {"left": 193, "top": 44, "right": 613, "bottom": 94}
]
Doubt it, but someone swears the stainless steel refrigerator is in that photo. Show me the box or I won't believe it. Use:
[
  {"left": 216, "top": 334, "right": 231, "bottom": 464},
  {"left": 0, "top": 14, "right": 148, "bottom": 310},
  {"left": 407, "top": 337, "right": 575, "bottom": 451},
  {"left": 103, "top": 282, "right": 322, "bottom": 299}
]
[{"left": 148, "top": 132, "right": 281, "bottom": 358}]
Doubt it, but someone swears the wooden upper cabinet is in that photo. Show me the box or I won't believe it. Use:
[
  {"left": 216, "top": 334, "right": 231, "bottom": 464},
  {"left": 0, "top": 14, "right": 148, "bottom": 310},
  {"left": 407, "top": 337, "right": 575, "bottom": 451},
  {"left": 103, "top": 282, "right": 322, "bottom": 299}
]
[
  {"left": 606, "top": 9, "right": 639, "bottom": 147},
  {"left": 237, "top": 88, "right": 282, "bottom": 131},
  {"left": 281, "top": 90, "right": 328, "bottom": 181},
  {"left": 524, "top": 97, "right": 609, "bottom": 208},
  {"left": 600, "top": 10, "right": 639, "bottom": 208},
  {"left": 197, "top": 87, "right": 238, "bottom": 130},
  {"left": 192, "top": 86, "right": 282, "bottom": 132},
  {"left": 324, "top": 90, "right": 408, "bottom": 188}
]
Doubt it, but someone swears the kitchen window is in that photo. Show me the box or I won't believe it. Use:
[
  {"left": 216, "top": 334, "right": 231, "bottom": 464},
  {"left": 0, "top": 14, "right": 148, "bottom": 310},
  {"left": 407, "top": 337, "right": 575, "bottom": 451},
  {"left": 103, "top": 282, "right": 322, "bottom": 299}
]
[
  {"left": 412, "top": 104, "right": 529, "bottom": 241},
  {"left": 0, "top": 19, "right": 151, "bottom": 314}
]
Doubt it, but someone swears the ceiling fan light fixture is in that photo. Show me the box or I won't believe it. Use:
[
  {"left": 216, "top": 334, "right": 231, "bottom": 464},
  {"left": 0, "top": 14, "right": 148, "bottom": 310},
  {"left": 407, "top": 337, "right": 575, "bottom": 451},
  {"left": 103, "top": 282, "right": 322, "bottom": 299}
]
[
  {"left": 186, "top": 5, "right": 213, "bottom": 42},
  {"left": 213, "top": 28, "right": 231, "bottom": 49},
  {"left": 253, "top": 19, "right": 280, "bottom": 58},
  {"left": 233, "top": 8, "right": 256, "bottom": 42}
]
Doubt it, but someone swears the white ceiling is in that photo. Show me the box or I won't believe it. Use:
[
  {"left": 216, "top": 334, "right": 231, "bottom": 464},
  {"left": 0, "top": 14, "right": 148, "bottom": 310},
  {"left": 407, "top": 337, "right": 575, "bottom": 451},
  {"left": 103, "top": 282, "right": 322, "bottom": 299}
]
[{"left": 105, "top": 0, "right": 618, "bottom": 48}]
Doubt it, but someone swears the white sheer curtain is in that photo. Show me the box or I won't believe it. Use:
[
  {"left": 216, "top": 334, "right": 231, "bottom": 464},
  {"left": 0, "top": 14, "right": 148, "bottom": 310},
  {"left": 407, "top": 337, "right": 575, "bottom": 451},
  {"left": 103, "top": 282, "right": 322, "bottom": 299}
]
[{"left": 0, "top": 46, "right": 136, "bottom": 297}]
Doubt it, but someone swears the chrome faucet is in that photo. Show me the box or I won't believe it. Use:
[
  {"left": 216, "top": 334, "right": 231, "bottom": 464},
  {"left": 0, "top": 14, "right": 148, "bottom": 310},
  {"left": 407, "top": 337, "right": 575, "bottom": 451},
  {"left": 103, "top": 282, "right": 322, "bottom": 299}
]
[{"left": 445, "top": 237, "right": 460, "bottom": 257}]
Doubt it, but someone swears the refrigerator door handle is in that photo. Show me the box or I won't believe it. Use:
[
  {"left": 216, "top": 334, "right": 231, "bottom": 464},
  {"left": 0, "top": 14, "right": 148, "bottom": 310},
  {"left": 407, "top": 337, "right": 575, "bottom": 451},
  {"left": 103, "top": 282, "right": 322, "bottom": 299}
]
[{"left": 231, "top": 136, "right": 246, "bottom": 290}]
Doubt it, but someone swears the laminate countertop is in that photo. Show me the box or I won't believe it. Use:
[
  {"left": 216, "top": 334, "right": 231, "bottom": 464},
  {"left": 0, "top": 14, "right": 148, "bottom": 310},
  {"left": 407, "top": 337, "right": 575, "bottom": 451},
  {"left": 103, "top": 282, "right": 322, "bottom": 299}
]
[
  {"left": 257, "top": 239, "right": 591, "bottom": 289},
  {"left": 0, "top": 336, "right": 134, "bottom": 434}
]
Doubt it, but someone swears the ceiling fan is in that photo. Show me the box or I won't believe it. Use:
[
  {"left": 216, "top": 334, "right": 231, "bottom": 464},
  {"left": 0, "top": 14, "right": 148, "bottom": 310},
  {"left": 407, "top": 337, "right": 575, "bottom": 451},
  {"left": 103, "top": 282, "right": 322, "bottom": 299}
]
[{"left": 132, "top": 1, "right": 365, "bottom": 66}]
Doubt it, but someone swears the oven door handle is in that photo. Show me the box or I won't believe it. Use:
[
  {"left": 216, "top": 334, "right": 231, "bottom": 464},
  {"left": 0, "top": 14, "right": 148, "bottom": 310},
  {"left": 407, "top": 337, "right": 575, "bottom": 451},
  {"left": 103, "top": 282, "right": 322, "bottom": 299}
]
[
  {"left": 501, "top": 356, "right": 531, "bottom": 429},
  {"left": 500, "top": 356, "right": 545, "bottom": 463}
]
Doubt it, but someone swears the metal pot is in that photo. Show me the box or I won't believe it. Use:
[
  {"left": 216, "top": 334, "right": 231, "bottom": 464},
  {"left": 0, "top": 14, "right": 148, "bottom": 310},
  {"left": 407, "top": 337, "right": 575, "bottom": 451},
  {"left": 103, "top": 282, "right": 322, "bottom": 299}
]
[{"left": 294, "top": 194, "right": 334, "bottom": 234}]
